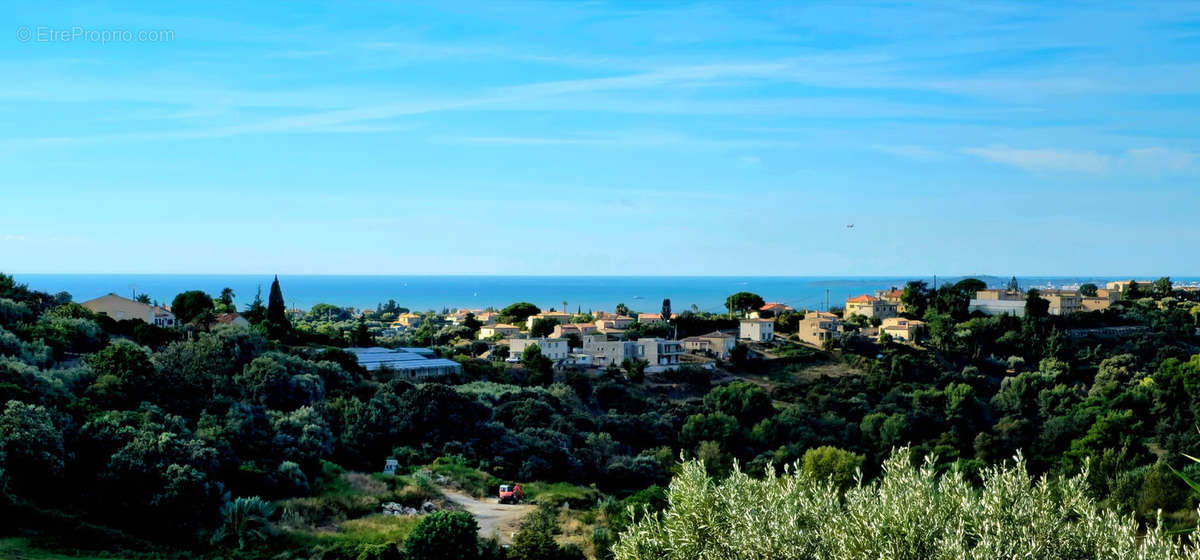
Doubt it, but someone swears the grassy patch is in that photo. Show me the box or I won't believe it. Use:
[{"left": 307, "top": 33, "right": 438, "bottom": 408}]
[
  {"left": 278, "top": 470, "right": 441, "bottom": 550},
  {"left": 523, "top": 481, "right": 601, "bottom": 509},
  {"left": 284, "top": 514, "right": 419, "bottom": 549},
  {"left": 0, "top": 538, "right": 130, "bottom": 560},
  {"left": 423, "top": 457, "right": 500, "bottom": 498}
]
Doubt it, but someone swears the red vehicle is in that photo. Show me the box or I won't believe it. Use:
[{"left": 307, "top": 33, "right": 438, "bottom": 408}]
[{"left": 498, "top": 483, "right": 525, "bottom": 504}]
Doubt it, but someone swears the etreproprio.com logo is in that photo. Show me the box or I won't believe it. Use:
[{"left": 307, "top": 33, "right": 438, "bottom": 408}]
[{"left": 16, "top": 25, "right": 174, "bottom": 44}]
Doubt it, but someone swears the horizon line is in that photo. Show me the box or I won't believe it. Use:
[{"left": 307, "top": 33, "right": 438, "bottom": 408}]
[{"left": 9, "top": 271, "right": 1189, "bottom": 279}]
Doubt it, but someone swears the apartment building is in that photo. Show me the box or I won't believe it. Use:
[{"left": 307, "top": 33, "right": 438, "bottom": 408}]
[
  {"left": 505, "top": 337, "right": 570, "bottom": 361},
  {"left": 582, "top": 337, "right": 683, "bottom": 369}
]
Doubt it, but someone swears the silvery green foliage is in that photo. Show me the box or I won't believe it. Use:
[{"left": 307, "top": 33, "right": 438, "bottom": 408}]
[{"left": 613, "top": 448, "right": 1198, "bottom": 560}]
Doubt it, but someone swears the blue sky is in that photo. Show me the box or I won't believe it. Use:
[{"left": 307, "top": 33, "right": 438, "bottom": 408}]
[{"left": 2, "top": 1, "right": 1199, "bottom": 276}]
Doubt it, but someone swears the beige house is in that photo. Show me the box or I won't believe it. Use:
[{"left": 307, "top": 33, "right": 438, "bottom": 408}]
[
  {"left": 526, "top": 311, "right": 572, "bottom": 329},
  {"left": 845, "top": 294, "right": 897, "bottom": 319},
  {"left": 636, "top": 313, "right": 675, "bottom": 323},
  {"left": 391, "top": 312, "right": 422, "bottom": 329},
  {"left": 797, "top": 311, "right": 840, "bottom": 346},
  {"left": 879, "top": 317, "right": 923, "bottom": 342},
  {"left": 1039, "top": 290, "right": 1083, "bottom": 316},
  {"left": 682, "top": 331, "right": 737, "bottom": 358},
  {"left": 1081, "top": 297, "right": 1113, "bottom": 311},
  {"left": 551, "top": 323, "right": 597, "bottom": 338},
  {"left": 595, "top": 316, "right": 635, "bottom": 333},
  {"left": 479, "top": 323, "right": 521, "bottom": 339},
  {"left": 505, "top": 337, "right": 570, "bottom": 361},
  {"left": 739, "top": 318, "right": 774, "bottom": 341},
  {"left": 875, "top": 288, "right": 906, "bottom": 312},
  {"left": 81, "top": 294, "right": 177, "bottom": 327},
  {"left": 1106, "top": 280, "right": 1152, "bottom": 292}
]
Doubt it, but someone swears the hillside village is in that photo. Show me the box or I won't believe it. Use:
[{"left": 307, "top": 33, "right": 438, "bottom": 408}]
[
  {"left": 76, "top": 278, "right": 1200, "bottom": 384},
  {"left": 6, "top": 271, "right": 1200, "bottom": 560}
]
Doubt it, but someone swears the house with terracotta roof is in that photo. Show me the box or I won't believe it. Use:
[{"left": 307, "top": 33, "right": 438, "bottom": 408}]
[
  {"left": 750, "top": 302, "right": 793, "bottom": 318},
  {"left": 214, "top": 312, "right": 250, "bottom": 328},
  {"left": 636, "top": 312, "right": 676, "bottom": 323},
  {"left": 845, "top": 294, "right": 897, "bottom": 319},
  {"left": 875, "top": 288, "right": 905, "bottom": 311}
]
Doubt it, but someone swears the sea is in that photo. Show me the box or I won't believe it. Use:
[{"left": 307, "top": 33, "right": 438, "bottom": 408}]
[{"left": 13, "top": 274, "right": 1199, "bottom": 315}]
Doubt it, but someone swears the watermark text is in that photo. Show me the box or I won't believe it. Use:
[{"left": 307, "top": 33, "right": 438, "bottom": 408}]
[{"left": 16, "top": 26, "right": 174, "bottom": 44}]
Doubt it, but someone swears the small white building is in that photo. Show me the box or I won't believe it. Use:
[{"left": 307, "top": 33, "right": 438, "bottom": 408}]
[{"left": 739, "top": 318, "right": 774, "bottom": 342}]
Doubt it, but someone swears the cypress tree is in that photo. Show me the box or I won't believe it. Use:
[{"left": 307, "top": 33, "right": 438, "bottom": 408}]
[{"left": 266, "top": 275, "right": 291, "bottom": 338}]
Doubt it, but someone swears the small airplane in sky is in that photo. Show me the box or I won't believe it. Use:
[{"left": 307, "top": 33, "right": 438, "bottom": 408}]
[{"left": 845, "top": 224, "right": 855, "bottom": 229}]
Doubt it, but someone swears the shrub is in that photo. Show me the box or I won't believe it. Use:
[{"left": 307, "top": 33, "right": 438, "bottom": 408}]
[
  {"left": 212, "top": 496, "right": 276, "bottom": 551},
  {"left": 403, "top": 510, "right": 479, "bottom": 560},
  {"left": 800, "top": 446, "right": 863, "bottom": 488},
  {"left": 613, "top": 448, "right": 1195, "bottom": 560}
]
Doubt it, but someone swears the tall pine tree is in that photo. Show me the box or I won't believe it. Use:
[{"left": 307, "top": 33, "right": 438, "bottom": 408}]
[{"left": 266, "top": 275, "right": 292, "bottom": 338}]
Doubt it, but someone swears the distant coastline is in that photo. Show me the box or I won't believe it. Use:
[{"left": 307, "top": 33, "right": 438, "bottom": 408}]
[{"left": 14, "top": 273, "right": 1199, "bottom": 314}]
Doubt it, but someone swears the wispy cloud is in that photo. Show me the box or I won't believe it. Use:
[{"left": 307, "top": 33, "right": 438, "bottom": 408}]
[
  {"left": 962, "top": 145, "right": 1111, "bottom": 174},
  {"left": 963, "top": 145, "right": 1197, "bottom": 175},
  {"left": 1124, "top": 147, "right": 1196, "bottom": 173}
]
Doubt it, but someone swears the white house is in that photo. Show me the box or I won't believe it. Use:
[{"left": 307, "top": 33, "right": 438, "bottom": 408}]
[{"left": 739, "top": 318, "right": 774, "bottom": 342}]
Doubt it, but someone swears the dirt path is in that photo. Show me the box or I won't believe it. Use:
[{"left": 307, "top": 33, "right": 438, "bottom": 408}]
[{"left": 442, "top": 489, "right": 534, "bottom": 545}]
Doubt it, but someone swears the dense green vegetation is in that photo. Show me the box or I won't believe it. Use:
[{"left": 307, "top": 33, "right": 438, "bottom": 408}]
[
  {"left": 614, "top": 450, "right": 1196, "bottom": 559},
  {"left": 2, "top": 271, "right": 1200, "bottom": 558}
]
